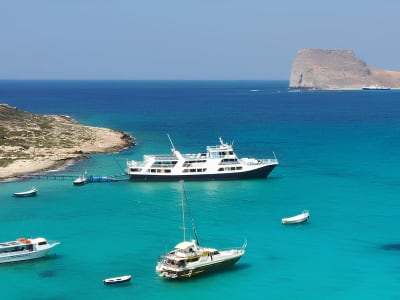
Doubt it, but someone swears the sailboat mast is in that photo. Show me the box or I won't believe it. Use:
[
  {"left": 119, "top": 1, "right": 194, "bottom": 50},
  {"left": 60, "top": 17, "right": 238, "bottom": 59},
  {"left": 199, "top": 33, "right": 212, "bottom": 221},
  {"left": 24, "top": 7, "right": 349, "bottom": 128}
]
[
  {"left": 181, "top": 181, "right": 186, "bottom": 241},
  {"left": 181, "top": 181, "right": 200, "bottom": 246}
]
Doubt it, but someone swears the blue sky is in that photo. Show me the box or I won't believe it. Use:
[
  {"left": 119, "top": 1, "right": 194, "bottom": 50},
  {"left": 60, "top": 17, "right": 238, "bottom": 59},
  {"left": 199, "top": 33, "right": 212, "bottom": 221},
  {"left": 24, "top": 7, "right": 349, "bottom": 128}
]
[{"left": 1, "top": 0, "right": 399, "bottom": 80}]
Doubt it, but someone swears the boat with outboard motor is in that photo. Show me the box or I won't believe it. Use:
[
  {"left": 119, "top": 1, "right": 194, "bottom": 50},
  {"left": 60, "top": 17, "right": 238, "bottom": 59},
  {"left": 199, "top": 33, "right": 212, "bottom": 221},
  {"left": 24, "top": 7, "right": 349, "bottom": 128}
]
[
  {"left": 0, "top": 237, "right": 60, "bottom": 263},
  {"left": 127, "top": 135, "right": 278, "bottom": 181},
  {"left": 155, "top": 181, "right": 247, "bottom": 279}
]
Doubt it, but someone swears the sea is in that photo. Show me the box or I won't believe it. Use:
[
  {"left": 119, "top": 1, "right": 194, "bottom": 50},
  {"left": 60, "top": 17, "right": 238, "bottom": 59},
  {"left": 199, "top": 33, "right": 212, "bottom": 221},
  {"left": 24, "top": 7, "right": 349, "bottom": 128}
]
[{"left": 0, "top": 80, "right": 399, "bottom": 299}]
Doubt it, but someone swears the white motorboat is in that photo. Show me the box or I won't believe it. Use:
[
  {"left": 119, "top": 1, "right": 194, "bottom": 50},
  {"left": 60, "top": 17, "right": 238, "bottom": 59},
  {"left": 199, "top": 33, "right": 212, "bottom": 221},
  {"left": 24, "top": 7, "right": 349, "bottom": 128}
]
[
  {"left": 282, "top": 210, "right": 310, "bottom": 224},
  {"left": 73, "top": 175, "right": 86, "bottom": 186},
  {"left": 127, "top": 135, "right": 278, "bottom": 181},
  {"left": 103, "top": 275, "right": 132, "bottom": 285},
  {"left": 13, "top": 187, "right": 37, "bottom": 197},
  {"left": 155, "top": 181, "right": 247, "bottom": 279},
  {"left": 0, "top": 237, "right": 60, "bottom": 263}
]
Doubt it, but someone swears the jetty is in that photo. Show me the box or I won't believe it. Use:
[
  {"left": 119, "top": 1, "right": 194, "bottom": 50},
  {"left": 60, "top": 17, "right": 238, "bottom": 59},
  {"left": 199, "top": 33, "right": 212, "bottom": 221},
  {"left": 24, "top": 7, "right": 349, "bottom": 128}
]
[{"left": 21, "top": 173, "right": 129, "bottom": 182}]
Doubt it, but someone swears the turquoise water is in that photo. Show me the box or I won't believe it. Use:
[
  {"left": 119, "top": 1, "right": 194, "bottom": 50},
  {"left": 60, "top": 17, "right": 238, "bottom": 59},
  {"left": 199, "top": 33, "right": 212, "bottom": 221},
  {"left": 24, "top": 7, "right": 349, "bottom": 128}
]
[{"left": 1, "top": 81, "right": 400, "bottom": 299}]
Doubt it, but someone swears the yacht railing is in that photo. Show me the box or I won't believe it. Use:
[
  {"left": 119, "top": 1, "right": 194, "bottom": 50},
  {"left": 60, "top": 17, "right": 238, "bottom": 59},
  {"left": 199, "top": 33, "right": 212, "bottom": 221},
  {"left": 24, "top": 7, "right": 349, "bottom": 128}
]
[{"left": 259, "top": 158, "right": 279, "bottom": 165}]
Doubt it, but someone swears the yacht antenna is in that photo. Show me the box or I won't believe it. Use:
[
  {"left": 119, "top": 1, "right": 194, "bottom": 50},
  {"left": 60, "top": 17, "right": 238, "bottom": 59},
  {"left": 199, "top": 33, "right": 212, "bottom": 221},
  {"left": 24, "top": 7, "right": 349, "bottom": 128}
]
[{"left": 167, "top": 134, "right": 176, "bottom": 152}]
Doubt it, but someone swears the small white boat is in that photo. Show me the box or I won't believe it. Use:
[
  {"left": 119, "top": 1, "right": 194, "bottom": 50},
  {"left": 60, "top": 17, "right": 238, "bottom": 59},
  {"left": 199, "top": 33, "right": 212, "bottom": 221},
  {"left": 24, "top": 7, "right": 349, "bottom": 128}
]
[
  {"left": 282, "top": 210, "right": 310, "bottom": 224},
  {"left": 103, "top": 275, "right": 132, "bottom": 285},
  {"left": 13, "top": 187, "right": 38, "bottom": 197},
  {"left": 0, "top": 237, "right": 60, "bottom": 263},
  {"left": 73, "top": 175, "right": 86, "bottom": 186},
  {"left": 362, "top": 85, "right": 391, "bottom": 90}
]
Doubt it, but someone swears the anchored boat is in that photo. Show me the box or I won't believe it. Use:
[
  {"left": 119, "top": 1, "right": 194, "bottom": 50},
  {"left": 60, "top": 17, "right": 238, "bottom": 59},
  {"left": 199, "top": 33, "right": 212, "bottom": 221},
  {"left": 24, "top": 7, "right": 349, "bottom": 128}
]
[
  {"left": 127, "top": 135, "right": 278, "bottom": 181},
  {"left": 0, "top": 237, "right": 60, "bottom": 263},
  {"left": 13, "top": 187, "right": 38, "bottom": 197},
  {"left": 155, "top": 181, "right": 247, "bottom": 279},
  {"left": 103, "top": 275, "right": 132, "bottom": 285},
  {"left": 282, "top": 210, "right": 310, "bottom": 224}
]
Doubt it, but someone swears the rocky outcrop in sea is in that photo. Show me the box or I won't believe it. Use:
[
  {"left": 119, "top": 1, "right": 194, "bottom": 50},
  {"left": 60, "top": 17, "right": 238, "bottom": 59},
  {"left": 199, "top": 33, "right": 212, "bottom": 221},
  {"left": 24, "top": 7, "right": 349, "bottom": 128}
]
[{"left": 289, "top": 48, "right": 400, "bottom": 90}]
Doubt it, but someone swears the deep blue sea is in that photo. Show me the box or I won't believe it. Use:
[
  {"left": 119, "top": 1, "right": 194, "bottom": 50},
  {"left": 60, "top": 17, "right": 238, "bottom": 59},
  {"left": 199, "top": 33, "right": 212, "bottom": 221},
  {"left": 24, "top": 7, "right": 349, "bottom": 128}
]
[{"left": 1, "top": 80, "right": 400, "bottom": 299}]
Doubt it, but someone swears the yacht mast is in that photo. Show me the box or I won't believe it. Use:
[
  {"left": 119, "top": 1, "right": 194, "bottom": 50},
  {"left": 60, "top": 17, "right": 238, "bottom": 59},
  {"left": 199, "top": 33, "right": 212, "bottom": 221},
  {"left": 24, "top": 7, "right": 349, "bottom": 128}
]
[
  {"left": 181, "top": 180, "right": 186, "bottom": 241},
  {"left": 181, "top": 181, "right": 200, "bottom": 246}
]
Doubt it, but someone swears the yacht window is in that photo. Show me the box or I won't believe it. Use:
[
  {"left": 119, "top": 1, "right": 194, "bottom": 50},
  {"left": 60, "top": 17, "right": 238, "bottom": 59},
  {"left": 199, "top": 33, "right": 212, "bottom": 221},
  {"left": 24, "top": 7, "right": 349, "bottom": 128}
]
[{"left": 187, "top": 257, "right": 199, "bottom": 263}]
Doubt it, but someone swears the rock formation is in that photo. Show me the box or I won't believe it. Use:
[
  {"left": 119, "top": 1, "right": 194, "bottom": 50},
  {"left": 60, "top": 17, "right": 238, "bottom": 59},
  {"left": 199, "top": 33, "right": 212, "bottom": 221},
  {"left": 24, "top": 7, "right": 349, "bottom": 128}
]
[{"left": 289, "top": 49, "right": 400, "bottom": 90}]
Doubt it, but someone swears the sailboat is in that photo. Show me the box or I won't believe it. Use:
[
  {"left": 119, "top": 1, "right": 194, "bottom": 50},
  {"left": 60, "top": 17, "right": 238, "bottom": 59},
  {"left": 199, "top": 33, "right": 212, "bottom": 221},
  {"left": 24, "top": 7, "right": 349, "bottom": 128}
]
[{"left": 155, "top": 181, "right": 247, "bottom": 279}]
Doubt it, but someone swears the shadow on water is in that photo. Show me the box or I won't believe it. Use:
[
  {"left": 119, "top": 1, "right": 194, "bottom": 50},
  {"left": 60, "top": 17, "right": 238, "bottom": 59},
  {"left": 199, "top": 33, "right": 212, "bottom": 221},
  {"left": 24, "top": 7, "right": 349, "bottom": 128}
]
[
  {"left": 381, "top": 243, "right": 400, "bottom": 251},
  {"left": 39, "top": 269, "right": 57, "bottom": 278}
]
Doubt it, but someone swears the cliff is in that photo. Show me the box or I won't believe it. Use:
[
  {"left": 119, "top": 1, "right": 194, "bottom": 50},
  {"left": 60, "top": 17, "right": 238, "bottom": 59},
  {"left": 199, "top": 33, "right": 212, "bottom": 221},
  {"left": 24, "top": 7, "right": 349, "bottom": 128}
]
[
  {"left": 289, "top": 49, "right": 400, "bottom": 90},
  {"left": 0, "top": 104, "right": 134, "bottom": 180}
]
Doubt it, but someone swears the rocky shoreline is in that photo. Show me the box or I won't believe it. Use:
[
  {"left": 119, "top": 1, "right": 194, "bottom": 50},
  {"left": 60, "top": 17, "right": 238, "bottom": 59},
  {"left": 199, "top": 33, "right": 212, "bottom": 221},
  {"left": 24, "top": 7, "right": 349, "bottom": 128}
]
[{"left": 0, "top": 104, "right": 135, "bottom": 181}]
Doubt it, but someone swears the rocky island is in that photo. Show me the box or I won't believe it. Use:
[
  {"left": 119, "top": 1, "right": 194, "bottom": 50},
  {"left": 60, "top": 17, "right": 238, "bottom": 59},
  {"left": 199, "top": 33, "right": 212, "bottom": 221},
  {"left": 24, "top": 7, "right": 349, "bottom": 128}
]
[
  {"left": 0, "top": 104, "right": 134, "bottom": 180},
  {"left": 289, "top": 48, "right": 400, "bottom": 90}
]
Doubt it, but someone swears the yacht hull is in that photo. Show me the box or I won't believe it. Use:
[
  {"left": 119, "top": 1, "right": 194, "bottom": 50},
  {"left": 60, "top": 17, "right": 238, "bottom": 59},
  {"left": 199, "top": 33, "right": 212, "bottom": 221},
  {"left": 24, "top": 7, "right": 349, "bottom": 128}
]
[
  {"left": 158, "top": 256, "right": 242, "bottom": 279},
  {"left": 0, "top": 249, "right": 50, "bottom": 264},
  {"left": 130, "top": 164, "right": 277, "bottom": 181}
]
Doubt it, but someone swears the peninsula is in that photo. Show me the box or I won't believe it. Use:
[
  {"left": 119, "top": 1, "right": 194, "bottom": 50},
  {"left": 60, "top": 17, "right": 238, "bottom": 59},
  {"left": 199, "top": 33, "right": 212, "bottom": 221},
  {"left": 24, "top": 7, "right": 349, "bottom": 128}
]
[
  {"left": 289, "top": 48, "right": 400, "bottom": 90},
  {"left": 0, "top": 104, "right": 134, "bottom": 180}
]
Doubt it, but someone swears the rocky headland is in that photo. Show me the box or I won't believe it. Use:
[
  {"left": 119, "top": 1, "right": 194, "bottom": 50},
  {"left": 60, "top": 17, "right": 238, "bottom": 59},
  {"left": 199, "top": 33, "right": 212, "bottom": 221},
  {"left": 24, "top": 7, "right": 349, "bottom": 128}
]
[
  {"left": 0, "top": 104, "right": 134, "bottom": 180},
  {"left": 289, "top": 48, "right": 400, "bottom": 90}
]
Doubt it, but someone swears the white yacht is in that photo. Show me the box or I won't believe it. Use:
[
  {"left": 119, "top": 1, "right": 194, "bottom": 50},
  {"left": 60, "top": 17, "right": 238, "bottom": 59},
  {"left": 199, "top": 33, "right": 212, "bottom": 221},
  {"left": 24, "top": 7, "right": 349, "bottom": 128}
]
[
  {"left": 362, "top": 85, "right": 391, "bottom": 90},
  {"left": 0, "top": 237, "right": 60, "bottom": 263},
  {"left": 155, "top": 182, "right": 247, "bottom": 279},
  {"left": 127, "top": 136, "right": 278, "bottom": 181}
]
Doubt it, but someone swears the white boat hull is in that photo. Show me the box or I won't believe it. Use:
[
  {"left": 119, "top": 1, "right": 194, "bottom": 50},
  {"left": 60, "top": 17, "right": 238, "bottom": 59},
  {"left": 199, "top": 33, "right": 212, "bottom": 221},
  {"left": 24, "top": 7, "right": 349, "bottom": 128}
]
[
  {"left": 156, "top": 249, "right": 245, "bottom": 279},
  {"left": 103, "top": 275, "right": 132, "bottom": 285},
  {"left": 127, "top": 136, "right": 278, "bottom": 182},
  {"left": 282, "top": 210, "right": 310, "bottom": 224},
  {"left": 0, "top": 238, "right": 59, "bottom": 264},
  {"left": 0, "top": 248, "right": 51, "bottom": 263},
  {"left": 13, "top": 188, "right": 37, "bottom": 197}
]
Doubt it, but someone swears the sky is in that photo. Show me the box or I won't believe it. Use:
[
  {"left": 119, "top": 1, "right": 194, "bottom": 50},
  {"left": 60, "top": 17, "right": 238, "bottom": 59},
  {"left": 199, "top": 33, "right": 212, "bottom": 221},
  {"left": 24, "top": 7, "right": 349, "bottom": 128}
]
[{"left": 0, "top": 0, "right": 399, "bottom": 80}]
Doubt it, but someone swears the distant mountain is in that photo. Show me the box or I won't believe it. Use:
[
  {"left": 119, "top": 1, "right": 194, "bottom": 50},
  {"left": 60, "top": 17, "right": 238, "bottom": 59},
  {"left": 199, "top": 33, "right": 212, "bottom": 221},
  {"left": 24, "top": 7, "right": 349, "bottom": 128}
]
[{"left": 289, "top": 49, "right": 400, "bottom": 90}]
